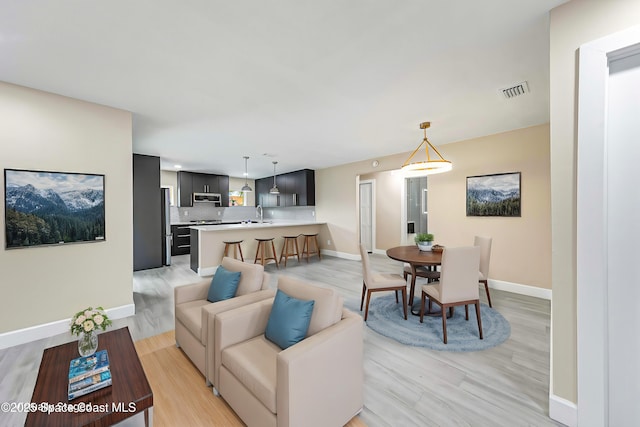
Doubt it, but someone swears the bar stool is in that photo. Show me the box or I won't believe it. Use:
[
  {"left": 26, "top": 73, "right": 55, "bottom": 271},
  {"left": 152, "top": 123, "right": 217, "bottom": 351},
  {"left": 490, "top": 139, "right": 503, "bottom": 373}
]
[
  {"left": 301, "top": 233, "right": 321, "bottom": 262},
  {"left": 222, "top": 240, "right": 244, "bottom": 262},
  {"left": 279, "top": 235, "right": 301, "bottom": 267},
  {"left": 254, "top": 238, "right": 279, "bottom": 268}
]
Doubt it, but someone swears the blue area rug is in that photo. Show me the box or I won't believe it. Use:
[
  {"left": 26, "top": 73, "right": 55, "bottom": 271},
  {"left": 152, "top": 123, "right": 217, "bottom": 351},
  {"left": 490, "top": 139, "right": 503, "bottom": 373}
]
[{"left": 345, "top": 294, "right": 510, "bottom": 352}]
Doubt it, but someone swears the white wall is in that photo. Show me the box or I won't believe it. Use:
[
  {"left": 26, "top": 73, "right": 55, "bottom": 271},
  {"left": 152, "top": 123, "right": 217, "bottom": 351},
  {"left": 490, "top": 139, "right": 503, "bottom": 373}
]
[{"left": 0, "top": 82, "right": 134, "bottom": 335}]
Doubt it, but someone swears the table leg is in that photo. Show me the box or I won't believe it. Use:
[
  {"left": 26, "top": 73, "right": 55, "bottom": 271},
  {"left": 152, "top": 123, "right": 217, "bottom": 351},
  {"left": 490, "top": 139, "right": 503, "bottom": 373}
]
[
  {"left": 408, "top": 264, "right": 418, "bottom": 305},
  {"left": 144, "top": 407, "right": 153, "bottom": 427}
]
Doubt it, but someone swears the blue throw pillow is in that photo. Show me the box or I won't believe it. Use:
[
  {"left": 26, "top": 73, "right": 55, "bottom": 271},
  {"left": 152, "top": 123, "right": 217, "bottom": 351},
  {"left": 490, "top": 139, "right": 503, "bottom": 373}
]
[
  {"left": 207, "top": 266, "right": 241, "bottom": 303},
  {"left": 265, "top": 289, "right": 315, "bottom": 350}
]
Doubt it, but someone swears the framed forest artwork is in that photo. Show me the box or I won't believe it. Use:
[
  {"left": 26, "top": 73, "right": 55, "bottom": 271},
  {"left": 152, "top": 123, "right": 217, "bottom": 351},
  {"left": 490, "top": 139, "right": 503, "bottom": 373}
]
[
  {"left": 4, "top": 169, "right": 105, "bottom": 249},
  {"left": 466, "top": 172, "right": 521, "bottom": 217}
]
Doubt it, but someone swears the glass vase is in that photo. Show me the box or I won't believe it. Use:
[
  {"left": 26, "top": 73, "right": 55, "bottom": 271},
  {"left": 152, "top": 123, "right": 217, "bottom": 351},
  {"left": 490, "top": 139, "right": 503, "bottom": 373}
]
[{"left": 78, "top": 331, "right": 98, "bottom": 357}]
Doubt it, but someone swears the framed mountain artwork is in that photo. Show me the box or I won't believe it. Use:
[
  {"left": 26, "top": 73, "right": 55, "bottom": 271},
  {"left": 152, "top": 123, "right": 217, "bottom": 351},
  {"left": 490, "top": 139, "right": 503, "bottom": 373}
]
[
  {"left": 466, "top": 172, "right": 521, "bottom": 217},
  {"left": 4, "top": 169, "right": 105, "bottom": 249}
]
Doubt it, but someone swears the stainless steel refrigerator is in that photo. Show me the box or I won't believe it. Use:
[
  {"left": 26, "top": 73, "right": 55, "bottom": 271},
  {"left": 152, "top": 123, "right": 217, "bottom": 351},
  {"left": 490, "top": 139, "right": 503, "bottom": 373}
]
[{"left": 161, "top": 188, "right": 172, "bottom": 266}]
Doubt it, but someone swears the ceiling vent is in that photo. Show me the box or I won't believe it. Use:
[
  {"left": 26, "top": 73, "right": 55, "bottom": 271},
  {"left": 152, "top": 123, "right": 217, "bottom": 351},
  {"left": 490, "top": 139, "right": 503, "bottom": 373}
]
[{"left": 500, "top": 81, "right": 529, "bottom": 99}]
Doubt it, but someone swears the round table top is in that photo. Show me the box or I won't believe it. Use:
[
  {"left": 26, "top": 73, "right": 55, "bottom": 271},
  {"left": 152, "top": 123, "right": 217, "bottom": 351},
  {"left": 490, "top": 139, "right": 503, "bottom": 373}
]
[{"left": 386, "top": 245, "right": 443, "bottom": 266}]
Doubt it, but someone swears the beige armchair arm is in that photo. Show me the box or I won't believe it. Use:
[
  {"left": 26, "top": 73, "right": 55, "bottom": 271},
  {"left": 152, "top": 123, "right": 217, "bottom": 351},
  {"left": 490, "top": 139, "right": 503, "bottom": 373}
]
[
  {"left": 204, "top": 289, "right": 275, "bottom": 384},
  {"left": 173, "top": 279, "right": 211, "bottom": 305},
  {"left": 276, "top": 309, "right": 364, "bottom": 427},
  {"left": 174, "top": 279, "right": 210, "bottom": 305},
  {"left": 213, "top": 298, "right": 274, "bottom": 388}
]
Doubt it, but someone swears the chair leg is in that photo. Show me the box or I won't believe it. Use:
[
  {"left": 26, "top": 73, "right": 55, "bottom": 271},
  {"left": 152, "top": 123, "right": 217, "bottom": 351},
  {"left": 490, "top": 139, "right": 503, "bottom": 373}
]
[
  {"left": 279, "top": 240, "right": 287, "bottom": 266},
  {"left": 403, "top": 271, "right": 408, "bottom": 281},
  {"left": 253, "top": 242, "right": 262, "bottom": 265},
  {"left": 270, "top": 240, "right": 279, "bottom": 269},
  {"left": 401, "top": 288, "right": 407, "bottom": 320},
  {"left": 364, "top": 290, "right": 372, "bottom": 321},
  {"left": 395, "top": 289, "right": 399, "bottom": 303},
  {"left": 475, "top": 301, "right": 484, "bottom": 340},
  {"left": 420, "top": 291, "right": 426, "bottom": 323},
  {"left": 442, "top": 304, "right": 448, "bottom": 344},
  {"left": 360, "top": 281, "right": 366, "bottom": 311},
  {"left": 314, "top": 235, "right": 321, "bottom": 260},
  {"left": 465, "top": 305, "right": 469, "bottom": 321},
  {"left": 482, "top": 280, "right": 493, "bottom": 307},
  {"left": 294, "top": 239, "right": 300, "bottom": 262},
  {"left": 237, "top": 244, "right": 244, "bottom": 262}
]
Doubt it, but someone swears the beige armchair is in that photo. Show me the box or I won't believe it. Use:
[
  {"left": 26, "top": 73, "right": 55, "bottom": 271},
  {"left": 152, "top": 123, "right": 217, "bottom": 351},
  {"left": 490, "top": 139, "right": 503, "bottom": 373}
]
[
  {"left": 214, "top": 276, "right": 364, "bottom": 427},
  {"left": 174, "top": 257, "right": 274, "bottom": 385}
]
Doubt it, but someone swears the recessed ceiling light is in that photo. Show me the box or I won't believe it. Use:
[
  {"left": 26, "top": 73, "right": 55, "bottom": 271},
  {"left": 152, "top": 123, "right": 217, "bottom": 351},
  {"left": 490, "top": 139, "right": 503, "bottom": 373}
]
[{"left": 174, "top": 164, "right": 182, "bottom": 169}]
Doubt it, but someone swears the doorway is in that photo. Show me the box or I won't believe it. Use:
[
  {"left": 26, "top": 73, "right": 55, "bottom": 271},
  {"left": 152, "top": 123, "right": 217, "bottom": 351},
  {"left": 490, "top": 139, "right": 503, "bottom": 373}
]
[
  {"left": 359, "top": 180, "right": 375, "bottom": 252},
  {"left": 405, "top": 176, "right": 428, "bottom": 244}
]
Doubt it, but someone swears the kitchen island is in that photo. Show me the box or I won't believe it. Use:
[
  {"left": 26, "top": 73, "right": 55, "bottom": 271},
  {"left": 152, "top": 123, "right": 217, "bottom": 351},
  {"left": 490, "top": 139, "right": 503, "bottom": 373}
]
[{"left": 189, "top": 221, "right": 326, "bottom": 275}]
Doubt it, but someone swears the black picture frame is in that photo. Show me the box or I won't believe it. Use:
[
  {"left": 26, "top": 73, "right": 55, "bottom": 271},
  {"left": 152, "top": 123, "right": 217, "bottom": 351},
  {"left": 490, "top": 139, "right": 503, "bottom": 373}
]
[
  {"left": 4, "top": 168, "right": 105, "bottom": 249},
  {"left": 466, "top": 172, "right": 521, "bottom": 217}
]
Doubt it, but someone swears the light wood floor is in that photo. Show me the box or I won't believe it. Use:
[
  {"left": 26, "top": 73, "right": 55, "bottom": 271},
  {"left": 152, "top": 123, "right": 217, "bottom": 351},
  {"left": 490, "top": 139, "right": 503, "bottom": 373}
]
[
  {"left": 135, "top": 330, "right": 366, "bottom": 427},
  {"left": 0, "top": 253, "right": 561, "bottom": 427}
]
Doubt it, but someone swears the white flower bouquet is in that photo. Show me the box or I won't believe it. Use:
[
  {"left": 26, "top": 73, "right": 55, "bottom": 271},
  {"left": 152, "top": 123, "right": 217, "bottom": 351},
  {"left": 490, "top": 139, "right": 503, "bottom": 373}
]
[{"left": 70, "top": 307, "right": 112, "bottom": 336}]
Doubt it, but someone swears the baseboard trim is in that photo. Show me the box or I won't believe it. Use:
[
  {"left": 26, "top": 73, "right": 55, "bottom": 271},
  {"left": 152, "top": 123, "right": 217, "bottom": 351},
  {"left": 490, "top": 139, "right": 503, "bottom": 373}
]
[
  {"left": 549, "top": 394, "right": 577, "bottom": 427},
  {"left": 0, "top": 304, "right": 135, "bottom": 350},
  {"left": 489, "top": 279, "right": 551, "bottom": 300},
  {"left": 320, "top": 249, "right": 361, "bottom": 261}
]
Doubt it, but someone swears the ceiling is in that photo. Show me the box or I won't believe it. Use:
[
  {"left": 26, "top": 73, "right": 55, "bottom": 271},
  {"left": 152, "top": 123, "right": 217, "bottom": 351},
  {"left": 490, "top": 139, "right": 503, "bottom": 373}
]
[{"left": 0, "top": 0, "right": 567, "bottom": 179}]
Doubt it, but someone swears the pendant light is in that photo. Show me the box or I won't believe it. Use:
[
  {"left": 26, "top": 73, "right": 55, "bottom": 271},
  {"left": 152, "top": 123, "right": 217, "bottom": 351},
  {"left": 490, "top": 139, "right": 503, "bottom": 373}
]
[
  {"left": 269, "top": 161, "right": 280, "bottom": 194},
  {"left": 241, "top": 156, "right": 253, "bottom": 192},
  {"left": 401, "top": 122, "right": 452, "bottom": 174}
]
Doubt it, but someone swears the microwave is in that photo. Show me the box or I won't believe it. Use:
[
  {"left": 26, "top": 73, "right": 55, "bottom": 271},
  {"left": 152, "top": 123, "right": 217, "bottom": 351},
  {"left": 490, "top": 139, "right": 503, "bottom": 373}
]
[{"left": 193, "top": 192, "right": 222, "bottom": 206}]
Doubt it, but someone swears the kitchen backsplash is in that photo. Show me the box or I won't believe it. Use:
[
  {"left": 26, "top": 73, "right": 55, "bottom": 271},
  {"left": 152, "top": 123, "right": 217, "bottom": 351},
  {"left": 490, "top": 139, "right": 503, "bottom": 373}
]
[{"left": 170, "top": 205, "right": 316, "bottom": 224}]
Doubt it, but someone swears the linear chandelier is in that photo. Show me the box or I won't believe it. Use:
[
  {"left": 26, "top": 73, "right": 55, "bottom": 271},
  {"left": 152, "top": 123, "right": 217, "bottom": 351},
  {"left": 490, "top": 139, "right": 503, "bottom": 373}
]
[{"left": 401, "top": 122, "right": 452, "bottom": 174}]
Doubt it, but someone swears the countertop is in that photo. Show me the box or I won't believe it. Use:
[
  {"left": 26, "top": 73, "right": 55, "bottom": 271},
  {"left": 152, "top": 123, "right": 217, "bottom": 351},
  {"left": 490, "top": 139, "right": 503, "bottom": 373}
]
[{"left": 189, "top": 220, "right": 325, "bottom": 231}]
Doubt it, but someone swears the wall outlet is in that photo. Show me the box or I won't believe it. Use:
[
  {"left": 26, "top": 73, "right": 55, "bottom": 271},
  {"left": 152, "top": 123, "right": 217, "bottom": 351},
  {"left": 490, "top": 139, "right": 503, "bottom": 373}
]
[
  {"left": 217, "top": 211, "right": 221, "bottom": 216},
  {"left": 312, "top": 211, "right": 315, "bottom": 217},
  {"left": 184, "top": 210, "right": 189, "bottom": 216},
  {"left": 327, "top": 240, "right": 331, "bottom": 245}
]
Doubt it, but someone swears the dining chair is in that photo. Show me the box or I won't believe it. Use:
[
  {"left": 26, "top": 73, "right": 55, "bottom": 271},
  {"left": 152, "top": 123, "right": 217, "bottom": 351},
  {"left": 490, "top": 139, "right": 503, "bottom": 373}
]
[
  {"left": 420, "top": 246, "right": 483, "bottom": 344},
  {"left": 474, "top": 236, "right": 493, "bottom": 307},
  {"left": 359, "top": 244, "right": 408, "bottom": 321}
]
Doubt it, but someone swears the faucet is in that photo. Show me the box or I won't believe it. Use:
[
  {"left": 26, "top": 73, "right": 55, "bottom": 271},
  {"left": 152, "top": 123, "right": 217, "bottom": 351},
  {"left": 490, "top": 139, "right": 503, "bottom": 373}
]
[{"left": 256, "top": 205, "right": 263, "bottom": 224}]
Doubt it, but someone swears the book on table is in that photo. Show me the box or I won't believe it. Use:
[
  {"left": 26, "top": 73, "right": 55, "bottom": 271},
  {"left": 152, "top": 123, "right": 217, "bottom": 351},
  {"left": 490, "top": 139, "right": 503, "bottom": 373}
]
[{"left": 67, "top": 350, "right": 112, "bottom": 400}]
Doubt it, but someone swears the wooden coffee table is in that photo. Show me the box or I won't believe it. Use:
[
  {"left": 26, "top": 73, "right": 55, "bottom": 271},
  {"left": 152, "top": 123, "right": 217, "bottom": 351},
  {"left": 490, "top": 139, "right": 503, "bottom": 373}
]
[{"left": 25, "top": 327, "right": 153, "bottom": 427}]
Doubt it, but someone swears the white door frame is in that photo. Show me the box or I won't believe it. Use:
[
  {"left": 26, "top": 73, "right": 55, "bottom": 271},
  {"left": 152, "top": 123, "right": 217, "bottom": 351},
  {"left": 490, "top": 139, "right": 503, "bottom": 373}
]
[
  {"left": 576, "top": 25, "right": 640, "bottom": 427},
  {"left": 359, "top": 179, "right": 376, "bottom": 252}
]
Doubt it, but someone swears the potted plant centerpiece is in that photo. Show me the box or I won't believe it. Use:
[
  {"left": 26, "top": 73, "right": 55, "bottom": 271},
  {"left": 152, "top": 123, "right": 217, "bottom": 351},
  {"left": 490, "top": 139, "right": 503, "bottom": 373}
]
[
  {"left": 71, "top": 307, "right": 112, "bottom": 357},
  {"left": 414, "top": 233, "right": 434, "bottom": 251}
]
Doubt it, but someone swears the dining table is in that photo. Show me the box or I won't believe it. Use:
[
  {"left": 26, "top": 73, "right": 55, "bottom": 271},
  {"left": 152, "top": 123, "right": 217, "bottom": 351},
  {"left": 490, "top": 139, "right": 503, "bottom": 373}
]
[{"left": 386, "top": 245, "right": 443, "bottom": 316}]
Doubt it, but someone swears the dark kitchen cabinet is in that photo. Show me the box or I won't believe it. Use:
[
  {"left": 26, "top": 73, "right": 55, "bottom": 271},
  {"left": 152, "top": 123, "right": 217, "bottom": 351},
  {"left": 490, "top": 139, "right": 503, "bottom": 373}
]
[
  {"left": 177, "top": 171, "right": 193, "bottom": 207},
  {"left": 256, "top": 177, "right": 276, "bottom": 207},
  {"left": 171, "top": 224, "right": 191, "bottom": 255},
  {"left": 293, "top": 169, "right": 315, "bottom": 206},
  {"left": 177, "top": 171, "right": 230, "bottom": 207},
  {"left": 218, "top": 175, "right": 230, "bottom": 207},
  {"left": 192, "top": 173, "right": 218, "bottom": 194},
  {"left": 255, "top": 169, "right": 315, "bottom": 207}
]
